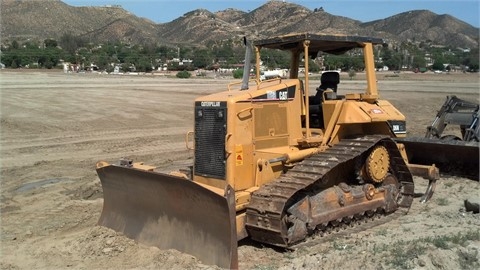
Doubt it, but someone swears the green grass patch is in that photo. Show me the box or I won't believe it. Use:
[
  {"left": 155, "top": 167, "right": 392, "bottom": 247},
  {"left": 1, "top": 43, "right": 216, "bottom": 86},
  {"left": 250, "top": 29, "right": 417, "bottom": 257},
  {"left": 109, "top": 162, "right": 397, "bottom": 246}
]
[
  {"left": 457, "top": 248, "right": 480, "bottom": 270},
  {"left": 436, "top": 197, "right": 450, "bottom": 206},
  {"left": 385, "top": 230, "right": 480, "bottom": 269}
]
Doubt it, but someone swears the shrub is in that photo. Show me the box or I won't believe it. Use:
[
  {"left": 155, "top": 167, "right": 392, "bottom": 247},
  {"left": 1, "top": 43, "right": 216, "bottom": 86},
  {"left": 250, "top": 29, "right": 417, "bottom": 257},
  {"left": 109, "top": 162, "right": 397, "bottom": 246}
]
[
  {"left": 348, "top": 69, "right": 356, "bottom": 80},
  {"left": 233, "top": 69, "right": 243, "bottom": 79},
  {"left": 176, "top": 70, "right": 191, "bottom": 78}
]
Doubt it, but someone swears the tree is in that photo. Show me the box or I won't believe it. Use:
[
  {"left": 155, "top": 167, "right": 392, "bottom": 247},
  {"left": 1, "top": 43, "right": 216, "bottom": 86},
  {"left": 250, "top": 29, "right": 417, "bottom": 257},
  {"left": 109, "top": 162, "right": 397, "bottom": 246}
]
[
  {"left": 308, "top": 58, "right": 320, "bottom": 73},
  {"left": 140, "top": 43, "right": 156, "bottom": 56},
  {"left": 381, "top": 47, "right": 402, "bottom": 70},
  {"left": 468, "top": 63, "right": 479, "bottom": 72},
  {"left": 92, "top": 52, "right": 110, "bottom": 70},
  {"left": 461, "top": 47, "right": 479, "bottom": 72},
  {"left": 192, "top": 49, "right": 213, "bottom": 69},
  {"left": 136, "top": 56, "right": 153, "bottom": 72},
  {"left": 59, "top": 32, "right": 86, "bottom": 55},
  {"left": 37, "top": 47, "right": 61, "bottom": 68},
  {"left": 431, "top": 60, "right": 444, "bottom": 71},
  {"left": 411, "top": 55, "right": 427, "bottom": 69},
  {"left": 343, "top": 54, "right": 364, "bottom": 71},
  {"left": 121, "top": 63, "right": 131, "bottom": 72},
  {"left": 323, "top": 54, "right": 342, "bottom": 70},
  {"left": 261, "top": 49, "right": 290, "bottom": 69},
  {"left": 156, "top": 45, "right": 178, "bottom": 60},
  {"left": 44, "top": 59, "right": 54, "bottom": 69},
  {"left": 180, "top": 46, "right": 195, "bottom": 60}
]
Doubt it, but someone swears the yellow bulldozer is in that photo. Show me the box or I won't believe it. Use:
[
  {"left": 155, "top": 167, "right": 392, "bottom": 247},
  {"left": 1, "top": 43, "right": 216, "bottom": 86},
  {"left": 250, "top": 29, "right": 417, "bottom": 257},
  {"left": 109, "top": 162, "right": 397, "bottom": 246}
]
[{"left": 95, "top": 33, "right": 476, "bottom": 268}]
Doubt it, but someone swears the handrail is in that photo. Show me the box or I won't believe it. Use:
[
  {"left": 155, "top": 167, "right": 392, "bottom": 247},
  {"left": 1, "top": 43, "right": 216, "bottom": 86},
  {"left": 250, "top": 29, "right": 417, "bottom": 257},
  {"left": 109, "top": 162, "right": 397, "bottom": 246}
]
[
  {"left": 225, "top": 133, "right": 233, "bottom": 154},
  {"left": 227, "top": 79, "right": 258, "bottom": 91},
  {"left": 185, "top": 131, "right": 194, "bottom": 150}
]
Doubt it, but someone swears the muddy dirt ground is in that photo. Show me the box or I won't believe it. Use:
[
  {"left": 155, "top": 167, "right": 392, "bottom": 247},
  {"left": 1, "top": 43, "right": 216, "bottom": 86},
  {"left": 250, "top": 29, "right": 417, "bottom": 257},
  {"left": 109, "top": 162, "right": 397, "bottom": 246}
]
[{"left": 1, "top": 70, "right": 479, "bottom": 269}]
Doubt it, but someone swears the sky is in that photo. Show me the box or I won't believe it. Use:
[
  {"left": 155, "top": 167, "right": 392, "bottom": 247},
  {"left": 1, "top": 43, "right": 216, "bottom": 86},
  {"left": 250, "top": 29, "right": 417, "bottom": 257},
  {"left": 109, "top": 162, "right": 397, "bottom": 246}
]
[{"left": 63, "top": 0, "right": 480, "bottom": 27}]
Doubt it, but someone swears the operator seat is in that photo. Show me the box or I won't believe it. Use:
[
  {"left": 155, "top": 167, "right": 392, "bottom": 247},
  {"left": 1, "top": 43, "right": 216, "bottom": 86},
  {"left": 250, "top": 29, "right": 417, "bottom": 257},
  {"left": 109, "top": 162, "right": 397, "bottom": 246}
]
[
  {"left": 315, "top": 71, "right": 340, "bottom": 101},
  {"left": 309, "top": 71, "right": 340, "bottom": 129}
]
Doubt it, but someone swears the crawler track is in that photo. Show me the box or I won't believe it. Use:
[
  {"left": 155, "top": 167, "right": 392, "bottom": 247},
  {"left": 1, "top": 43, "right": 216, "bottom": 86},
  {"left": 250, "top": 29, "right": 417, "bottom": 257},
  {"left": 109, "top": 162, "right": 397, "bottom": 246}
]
[
  {"left": 291, "top": 206, "right": 406, "bottom": 250},
  {"left": 245, "top": 135, "right": 414, "bottom": 247}
]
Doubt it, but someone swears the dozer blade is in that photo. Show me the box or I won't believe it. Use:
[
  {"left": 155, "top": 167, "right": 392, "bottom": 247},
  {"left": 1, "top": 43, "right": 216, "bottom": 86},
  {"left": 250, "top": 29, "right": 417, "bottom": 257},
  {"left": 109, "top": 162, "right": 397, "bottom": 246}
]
[
  {"left": 396, "top": 137, "right": 479, "bottom": 180},
  {"left": 96, "top": 164, "right": 238, "bottom": 269}
]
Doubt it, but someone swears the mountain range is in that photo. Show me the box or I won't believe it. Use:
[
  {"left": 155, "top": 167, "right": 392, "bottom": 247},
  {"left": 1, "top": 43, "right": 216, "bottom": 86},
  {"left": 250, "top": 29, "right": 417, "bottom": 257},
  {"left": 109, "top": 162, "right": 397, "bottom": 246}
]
[{"left": 1, "top": 0, "right": 478, "bottom": 49}]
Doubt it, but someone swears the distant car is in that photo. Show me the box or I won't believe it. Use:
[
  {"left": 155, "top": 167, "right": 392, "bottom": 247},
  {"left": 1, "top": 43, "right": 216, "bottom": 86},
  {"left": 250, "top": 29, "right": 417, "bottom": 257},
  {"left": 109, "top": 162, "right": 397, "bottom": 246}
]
[{"left": 434, "top": 70, "right": 443, "bottom": 74}]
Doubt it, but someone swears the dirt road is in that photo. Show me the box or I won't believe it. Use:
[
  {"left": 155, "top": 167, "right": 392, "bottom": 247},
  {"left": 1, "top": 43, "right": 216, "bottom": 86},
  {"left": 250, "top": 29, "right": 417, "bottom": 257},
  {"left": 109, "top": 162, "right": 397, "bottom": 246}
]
[{"left": 1, "top": 70, "right": 479, "bottom": 269}]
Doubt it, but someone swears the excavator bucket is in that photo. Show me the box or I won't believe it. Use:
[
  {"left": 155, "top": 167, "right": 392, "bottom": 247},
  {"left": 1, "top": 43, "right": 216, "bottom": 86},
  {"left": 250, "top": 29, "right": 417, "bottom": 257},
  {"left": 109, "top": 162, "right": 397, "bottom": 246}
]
[
  {"left": 397, "top": 137, "right": 479, "bottom": 180},
  {"left": 96, "top": 163, "right": 238, "bottom": 269}
]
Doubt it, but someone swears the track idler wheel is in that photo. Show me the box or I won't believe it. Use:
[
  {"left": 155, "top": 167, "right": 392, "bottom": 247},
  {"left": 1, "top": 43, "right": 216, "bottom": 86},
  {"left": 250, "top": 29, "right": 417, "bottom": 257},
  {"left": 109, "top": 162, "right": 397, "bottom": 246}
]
[{"left": 362, "top": 145, "right": 390, "bottom": 183}]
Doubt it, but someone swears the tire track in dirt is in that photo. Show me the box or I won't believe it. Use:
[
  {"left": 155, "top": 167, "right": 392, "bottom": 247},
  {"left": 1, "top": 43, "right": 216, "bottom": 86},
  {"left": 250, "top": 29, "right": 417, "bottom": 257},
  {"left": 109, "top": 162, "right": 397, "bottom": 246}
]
[{"left": 1, "top": 131, "right": 190, "bottom": 168}]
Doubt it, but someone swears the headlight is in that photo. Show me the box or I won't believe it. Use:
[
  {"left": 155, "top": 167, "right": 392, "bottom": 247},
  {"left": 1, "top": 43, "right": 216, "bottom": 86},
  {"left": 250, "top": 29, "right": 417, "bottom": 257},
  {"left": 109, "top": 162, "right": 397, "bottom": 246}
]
[
  {"left": 217, "top": 109, "right": 224, "bottom": 119},
  {"left": 196, "top": 109, "right": 203, "bottom": 118},
  {"left": 388, "top": 120, "right": 406, "bottom": 134}
]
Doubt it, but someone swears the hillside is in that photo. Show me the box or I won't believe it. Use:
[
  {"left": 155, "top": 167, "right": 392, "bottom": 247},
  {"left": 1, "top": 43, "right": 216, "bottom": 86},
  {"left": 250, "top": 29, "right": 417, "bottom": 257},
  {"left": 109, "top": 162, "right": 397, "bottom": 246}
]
[
  {"left": 214, "top": 8, "right": 247, "bottom": 24},
  {"left": 1, "top": 0, "right": 158, "bottom": 44},
  {"left": 279, "top": 10, "right": 362, "bottom": 35},
  {"left": 1, "top": 0, "right": 478, "bottom": 48},
  {"left": 362, "top": 10, "right": 479, "bottom": 48},
  {"left": 157, "top": 9, "right": 245, "bottom": 45}
]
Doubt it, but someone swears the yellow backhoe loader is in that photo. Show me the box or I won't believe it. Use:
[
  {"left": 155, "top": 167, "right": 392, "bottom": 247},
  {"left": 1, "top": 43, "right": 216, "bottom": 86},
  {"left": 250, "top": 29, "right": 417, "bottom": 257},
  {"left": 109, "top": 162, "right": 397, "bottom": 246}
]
[
  {"left": 397, "top": 95, "right": 479, "bottom": 180},
  {"left": 95, "top": 33, "right": 475, "bottom": 268}
]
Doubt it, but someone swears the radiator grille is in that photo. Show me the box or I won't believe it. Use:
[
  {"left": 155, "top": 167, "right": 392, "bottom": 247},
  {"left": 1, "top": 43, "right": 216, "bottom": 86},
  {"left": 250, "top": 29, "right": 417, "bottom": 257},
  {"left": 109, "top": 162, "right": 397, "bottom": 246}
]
[{"left": 194, "top": 105, "right": 227, "bottom": 180}]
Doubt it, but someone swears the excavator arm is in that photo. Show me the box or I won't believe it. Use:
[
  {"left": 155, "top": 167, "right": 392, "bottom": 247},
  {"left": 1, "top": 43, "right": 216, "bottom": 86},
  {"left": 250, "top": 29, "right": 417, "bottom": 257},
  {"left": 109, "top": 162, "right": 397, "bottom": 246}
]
[
  {"left": 398, "top": 96, "right": 479, "bottom": 180},
  {"left": 426, "top": 95, "right": 479, "bottom": 141}
]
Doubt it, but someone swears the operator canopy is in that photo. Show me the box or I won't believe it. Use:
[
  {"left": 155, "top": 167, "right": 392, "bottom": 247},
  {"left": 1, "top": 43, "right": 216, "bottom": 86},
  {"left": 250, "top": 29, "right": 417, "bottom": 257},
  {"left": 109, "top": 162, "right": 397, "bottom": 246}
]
[{"left": 253, "top": 33, "right": 386, "bottom": 56}]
